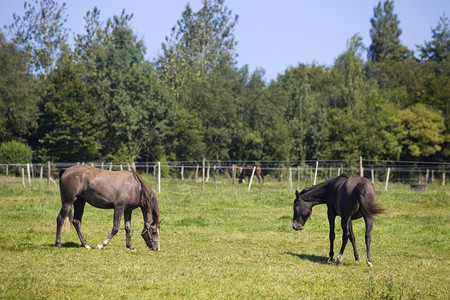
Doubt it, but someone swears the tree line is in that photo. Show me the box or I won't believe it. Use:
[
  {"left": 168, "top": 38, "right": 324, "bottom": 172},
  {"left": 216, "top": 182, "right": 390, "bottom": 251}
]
[{"left": 0, "top": 0, "right": 448, "bottom": 164}]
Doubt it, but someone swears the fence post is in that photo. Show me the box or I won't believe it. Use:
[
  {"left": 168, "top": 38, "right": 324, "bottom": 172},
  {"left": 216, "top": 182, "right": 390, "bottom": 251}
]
[
  {"left": 425, "top": 169, "right": 429, "bottom": 184},
  {"left": 157, "top": 161, "right": 161, "bottom": 193},
  {"left": 47, "top": 161, "right": 51, "bottom": 189},
  {"left": 232, "top": 165, "right": 236, "bottom": 189},
  {"left": 289, "top": 167, "right": 292, "bottom": 189},
  {"left": 195, "top": 165, "right": 199, "bottom": 184},
  {"left": 27, "top": 163, "right": 32, "bottom": 187},
  {"left": 22, "top": 168, "right": 26, "bottom": 188},
  {"left": 360, "top": 156, "right": 364, "bottom": 177},
  {"left": 313, "top": 161, "right": 318, "bottom": 185},
  {"left": 443, "top": 171, "right": 446, "bottom": 186},
  {"left": 181, "top": 165, "right": 184, "bottom": 180},
  {"left": 202, "top": 158, "right": 205, "bottom": 191},
  {"left": 371, "top": 169, "right": 375, "bottom": 184},
  {"left": 213, "top": 165, "right": 217, "bottom": 189},
  {"left": 297, "top": 166, "right": 300, "bottom": 191},
  {"left": 40, "top": 166, "right": 43, "bottom": 186},
  {"left": 248, "top": 166, "right": 256, "bottom": 191},
  {"left": 385, "top": 167, "right": 390, "bottom": 191}
]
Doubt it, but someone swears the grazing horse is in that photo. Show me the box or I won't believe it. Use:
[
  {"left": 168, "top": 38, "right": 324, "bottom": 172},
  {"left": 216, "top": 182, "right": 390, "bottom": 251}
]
[
  {"left": 292, "top": 174, "right": 384, "bottom": 266},
  {"left": 55, "top": 165, "right": 162, "bottom": 251},
  {"left": 238, "top": 165, "right": 264, "bottom": 184}
]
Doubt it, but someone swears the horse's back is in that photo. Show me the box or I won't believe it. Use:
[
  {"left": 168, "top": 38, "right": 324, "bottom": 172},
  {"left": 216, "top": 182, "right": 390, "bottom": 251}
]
[{"left": 59, "top": 165, "right": 140, "bottom": 208}]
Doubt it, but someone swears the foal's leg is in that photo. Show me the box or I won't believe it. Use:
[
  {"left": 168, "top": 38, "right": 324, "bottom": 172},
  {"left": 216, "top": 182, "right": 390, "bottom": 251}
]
[
  {"left": 364, "top": 216, "right": 374, "bottom": 267},
  {"left": 55, "top": 202, "right": 72, "bottom": 247},
  {"left": 72, "top": 200, "right": 90, "bottom": 249},
  {"left": 348, "top": 221, "right": 359, "bottom": 261},
  {"left": 124, "top": 210, "right": 135, "bottom": 251},
  {"left": 336, "top": 217, "right": 351, "bottom": 265},
  {"left": 327, "top": 210, "right": 336, "bottom": 262},
  {"left": 96, "top": 206, "right": 125, "bottom": 249}
]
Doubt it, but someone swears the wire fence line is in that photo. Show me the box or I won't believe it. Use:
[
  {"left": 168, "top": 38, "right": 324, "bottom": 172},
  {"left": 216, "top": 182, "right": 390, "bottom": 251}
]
[{"left": 1, "top": 159, "right": 449, "bottom": 191}]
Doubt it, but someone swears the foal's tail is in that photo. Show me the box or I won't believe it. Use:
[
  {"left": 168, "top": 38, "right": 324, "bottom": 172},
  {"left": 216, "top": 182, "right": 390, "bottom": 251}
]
[{"left": 355, "top": 182, "right": 385, "bottom": 219}]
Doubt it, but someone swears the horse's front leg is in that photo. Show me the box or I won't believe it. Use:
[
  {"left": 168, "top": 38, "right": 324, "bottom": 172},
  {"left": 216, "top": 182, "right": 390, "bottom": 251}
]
[
  {"left": 336, "top": 217, "right": 351, "bottom": 265},
  {"left": 124, "top": 210, "right": 135, "bottom": 251},
  {"left": 96, "top": 206, "right": 125, "bottom": 249},
  {"left": 327, "top": 209, "right": 336, "bottom": 262},
  {"left": 364, "top": 216, "right": 374, "bottom": 267}
]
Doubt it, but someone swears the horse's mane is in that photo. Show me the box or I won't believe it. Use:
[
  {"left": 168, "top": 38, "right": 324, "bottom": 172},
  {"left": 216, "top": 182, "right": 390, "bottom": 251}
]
[
  {"left": 299, "top": 174, "right": 349, "bottom": 198},
  {"left": 133, "top": 173, "right": 160, "bottom": 222}
]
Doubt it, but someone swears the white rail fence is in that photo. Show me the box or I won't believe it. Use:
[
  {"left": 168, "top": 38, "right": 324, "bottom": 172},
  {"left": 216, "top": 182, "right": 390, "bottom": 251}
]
[{"left": 1, "top": 158, "right": 449, "bottom": 192}]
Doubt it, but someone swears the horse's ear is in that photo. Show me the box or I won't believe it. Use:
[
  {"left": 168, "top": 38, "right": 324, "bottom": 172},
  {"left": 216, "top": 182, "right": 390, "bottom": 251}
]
[{"left": 295, "top": 190, "right": 300, "bottom": 198}]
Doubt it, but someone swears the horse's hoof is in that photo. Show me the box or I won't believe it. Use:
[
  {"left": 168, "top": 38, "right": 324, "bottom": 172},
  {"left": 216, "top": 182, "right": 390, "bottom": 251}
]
[
  {"left": 85, "top": 245, "right": 91, "bottom": 249},
  {"left": 336, "top": 254, "right": 343, "bottom": 265},
  {"left": 367, "top": 261, "right": 373, "bottom": 267},
  {"left": 95, "top": 244, "right": 103, "bottom": 249},
  {"left": 327, "top": 257, "right": 333, "bottom": 263}
]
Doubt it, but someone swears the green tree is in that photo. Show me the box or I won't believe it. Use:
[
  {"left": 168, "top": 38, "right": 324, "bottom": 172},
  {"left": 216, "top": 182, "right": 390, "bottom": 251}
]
[
  {"left": 73, "top": 9, "right": 174, "bottom": 162},
  {"left": 274, "top": 64, "right": 327, "bottom": 161},
  {"left": 368, "top": 0, "right": 411, "bottom": 62},
  {"left": 0, "top": 140, "right": 33, "bottom": 163},
  {"left": 399, "top": 103, "right": 446, "bottom": 160},
  {"left": 418, "top": 13, "right": 449, "bottom": 62},
  {"left": 6, "top": 0, "right": 68, "bottom": 79},
  {"left": 0, "top": 32, "right": 41, "bottom": 143},
  {"left": 156, "top": 0, "right": 238, "bottom": 101},
  {"left": 38, "top": 51, "right": 105, "bottom": 162}
]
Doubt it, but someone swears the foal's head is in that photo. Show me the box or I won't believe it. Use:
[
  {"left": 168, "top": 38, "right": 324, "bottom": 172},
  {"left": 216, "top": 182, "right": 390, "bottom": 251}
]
[{"left": 292, "top": 190, "right": 313, "bottom": 231}]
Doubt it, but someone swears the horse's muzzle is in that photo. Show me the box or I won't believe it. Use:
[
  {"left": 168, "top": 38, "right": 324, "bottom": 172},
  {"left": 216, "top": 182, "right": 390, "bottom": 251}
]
[
  {"left": 292, "top": 223, "right": 304, "bottom": 231},
  {"left": 141, "top": 229, "right": 160, "bottom": 251}
]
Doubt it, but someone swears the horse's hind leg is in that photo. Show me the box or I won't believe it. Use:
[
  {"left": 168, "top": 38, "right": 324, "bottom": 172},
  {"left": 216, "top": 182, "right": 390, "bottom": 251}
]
[
  {"left": 336, "top": 217, "right": 351, "bottom": 265},
  {"left": 96, "top": 206, "right": 125, "bottom": 249},
  {"left": 72, "top": 200, "right": 90, "bottom": 249},
  {"left": 124, "top": 210, "right": 135, "bottom": 251},
  {"left": 348, "top": 221, "right": 359, "bottom": 261},
  {"left": 364, "top": 216, "right": 374, "bottom": 267},
  {"left": 55, "top": 202, "right": 72, "bottom": 247}
]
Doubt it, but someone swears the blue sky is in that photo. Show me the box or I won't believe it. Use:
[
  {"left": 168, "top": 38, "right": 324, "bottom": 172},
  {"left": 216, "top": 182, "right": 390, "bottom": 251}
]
[{"left": 1, "top": 0, "right": 449, "bottom": 81}]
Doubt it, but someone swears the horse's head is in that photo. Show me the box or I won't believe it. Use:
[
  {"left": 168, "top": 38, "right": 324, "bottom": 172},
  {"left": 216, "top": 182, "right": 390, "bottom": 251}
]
[
  {"left": 141, "top": 219, "right": 163, "bottom": 251},
  {"left": 292, "top": 190, "right": 312, "bottom": 231}
]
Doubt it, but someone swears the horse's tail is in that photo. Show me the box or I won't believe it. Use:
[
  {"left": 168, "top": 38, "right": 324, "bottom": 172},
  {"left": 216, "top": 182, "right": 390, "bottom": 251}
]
[
  {"left": 134, "top": 173, "right": 160, "bottom": 221},
  {"left": 355, "top": 182, "right": 385, "bottom": 219}
]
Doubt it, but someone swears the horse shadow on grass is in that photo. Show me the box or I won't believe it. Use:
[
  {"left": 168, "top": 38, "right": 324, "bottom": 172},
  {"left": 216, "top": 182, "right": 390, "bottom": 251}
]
[
  {"left": 44, "top": 242, "right": 82, "bottom": 248},
  {"left": 283, "top": 251, "right": 330, "bottom": 265}
]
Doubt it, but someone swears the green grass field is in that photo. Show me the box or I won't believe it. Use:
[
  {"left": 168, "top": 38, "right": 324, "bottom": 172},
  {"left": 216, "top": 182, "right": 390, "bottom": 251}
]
[{"left": 0, "top": 175, "right": 448, "bottom": 299}]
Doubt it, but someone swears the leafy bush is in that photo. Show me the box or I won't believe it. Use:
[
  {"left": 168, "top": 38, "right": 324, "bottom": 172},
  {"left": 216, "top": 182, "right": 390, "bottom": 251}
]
[{"left": 0, "top": 140, "right": 33, "bottom": 163}]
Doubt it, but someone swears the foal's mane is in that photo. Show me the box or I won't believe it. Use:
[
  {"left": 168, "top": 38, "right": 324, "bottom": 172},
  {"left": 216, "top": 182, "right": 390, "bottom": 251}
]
[
  {"left": 133, "top": 173, "right": 160, "bottom": 221},
  {"left": 299, "top": 174, "right": 349, "bottom": 199}
]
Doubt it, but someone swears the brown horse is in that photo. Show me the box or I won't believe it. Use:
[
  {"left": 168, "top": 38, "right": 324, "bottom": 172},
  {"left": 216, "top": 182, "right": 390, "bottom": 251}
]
[
  {"left": 292, "top": 174, "right": 384, "bottom": 266},
  {"left": 238, "top": 165, "right": 265, "bottom": 184},
  {"left": 55, "top": 165, "right": 162, "bottom": 251}
]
